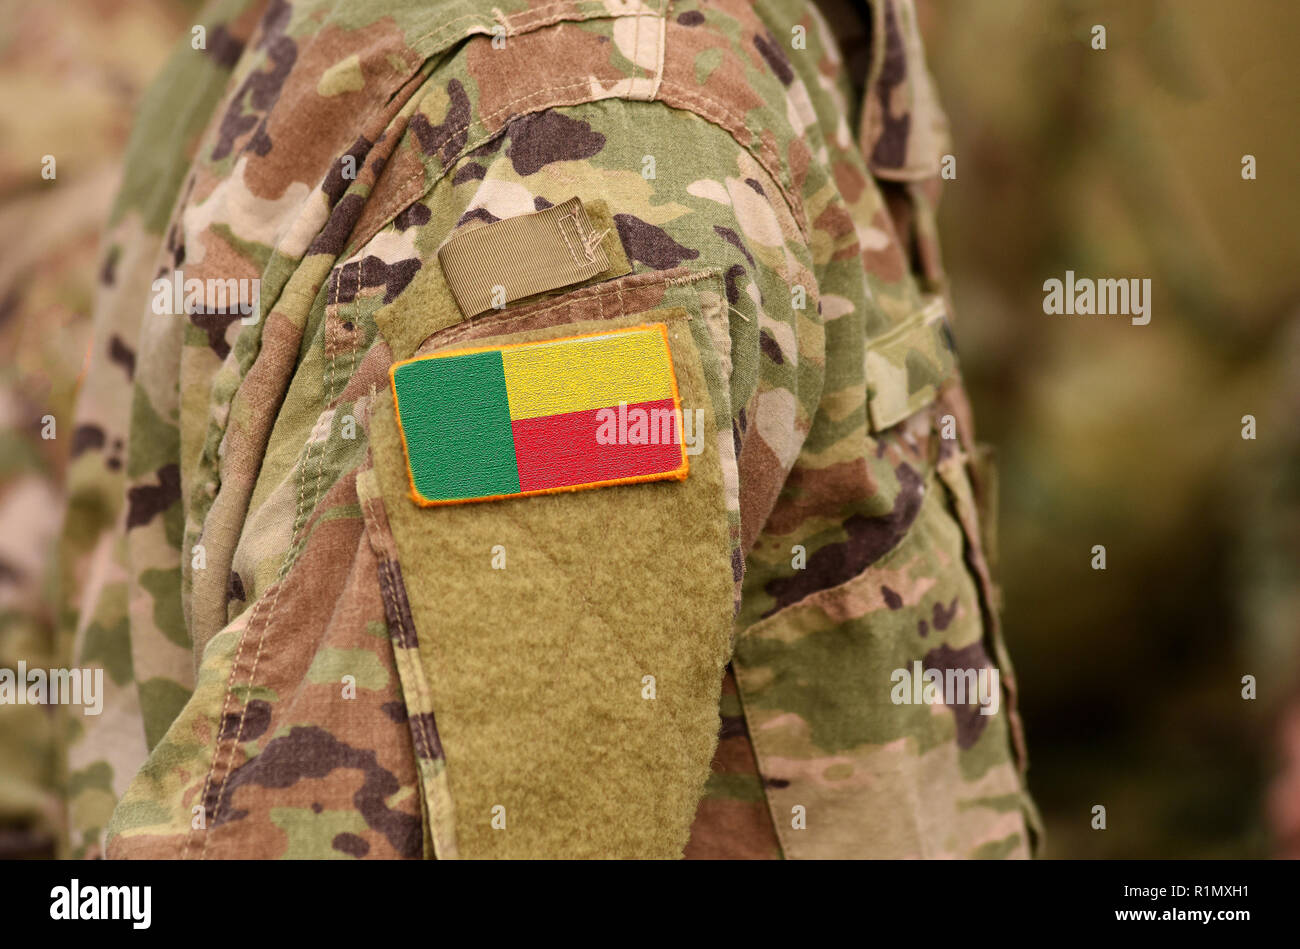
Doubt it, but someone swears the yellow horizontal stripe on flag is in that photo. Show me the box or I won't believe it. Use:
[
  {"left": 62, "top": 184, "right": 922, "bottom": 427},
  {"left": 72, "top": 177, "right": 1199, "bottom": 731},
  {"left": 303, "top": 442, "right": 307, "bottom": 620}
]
[{"left": 501, "top": 326, "right": 675, "bottom": 421}]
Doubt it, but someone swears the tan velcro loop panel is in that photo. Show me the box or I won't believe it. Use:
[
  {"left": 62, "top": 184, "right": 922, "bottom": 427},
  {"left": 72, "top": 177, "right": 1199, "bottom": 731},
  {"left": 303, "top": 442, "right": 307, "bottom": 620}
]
[{"left": 437, "top": 196, "right": 612, "bottom": 318}]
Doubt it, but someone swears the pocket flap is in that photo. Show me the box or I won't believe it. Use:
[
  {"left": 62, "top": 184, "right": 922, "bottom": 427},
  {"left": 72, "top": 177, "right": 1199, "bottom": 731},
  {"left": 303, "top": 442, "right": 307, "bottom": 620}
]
[
  {"left": 865, "top": 296, "right": 958, "bottom": 432},
  {"left": 363, "top": 288, "right": 739, "bottom": 858}
]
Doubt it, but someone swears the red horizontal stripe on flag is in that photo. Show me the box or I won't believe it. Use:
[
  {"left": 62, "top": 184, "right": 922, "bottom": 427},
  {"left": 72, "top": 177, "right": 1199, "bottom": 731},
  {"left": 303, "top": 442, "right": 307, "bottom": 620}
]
[{"left": 512, "top": 397, "right": 683, "bottom": 492}]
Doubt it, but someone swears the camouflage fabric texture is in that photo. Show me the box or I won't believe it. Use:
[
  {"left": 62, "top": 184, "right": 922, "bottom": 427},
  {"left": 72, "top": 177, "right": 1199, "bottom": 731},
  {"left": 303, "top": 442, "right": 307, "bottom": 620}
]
[
  {"left": 0, "top": 0, "right": 191, "bottom": 858},
  {"left": 55, "top": 0, "right": 1040, "bottom": 858}
]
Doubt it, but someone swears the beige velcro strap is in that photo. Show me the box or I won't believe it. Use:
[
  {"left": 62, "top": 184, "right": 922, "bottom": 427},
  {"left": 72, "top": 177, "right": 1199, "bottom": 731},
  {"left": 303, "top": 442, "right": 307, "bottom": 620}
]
[{"left": 437, "top": 196, "right": 612, "bottom": 318}]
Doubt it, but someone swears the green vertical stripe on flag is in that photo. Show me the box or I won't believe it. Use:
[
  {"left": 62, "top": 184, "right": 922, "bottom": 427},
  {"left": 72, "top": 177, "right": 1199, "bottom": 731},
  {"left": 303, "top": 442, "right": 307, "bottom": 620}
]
[{"left": 393, "top": 350, "right": 520, "bottom": 501}]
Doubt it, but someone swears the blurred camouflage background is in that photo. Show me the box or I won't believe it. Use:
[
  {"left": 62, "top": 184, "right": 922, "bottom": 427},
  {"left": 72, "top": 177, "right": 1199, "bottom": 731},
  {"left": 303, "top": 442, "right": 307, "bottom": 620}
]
[
  {"left": 0, "top": 0, "right": 1295, "bottom": 857},
  {"left": 919, "top": 0, "right": 1300, "bottom": 857},
  {"left": 0, "top": 0, "right": 205, "bottom": 858}
]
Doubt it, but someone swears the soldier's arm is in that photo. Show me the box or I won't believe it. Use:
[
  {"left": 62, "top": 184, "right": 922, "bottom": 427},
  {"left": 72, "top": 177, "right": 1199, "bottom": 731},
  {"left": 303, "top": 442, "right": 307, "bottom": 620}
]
[{"left": 65, "top": 0, "right": 1035, "bottom": 859}]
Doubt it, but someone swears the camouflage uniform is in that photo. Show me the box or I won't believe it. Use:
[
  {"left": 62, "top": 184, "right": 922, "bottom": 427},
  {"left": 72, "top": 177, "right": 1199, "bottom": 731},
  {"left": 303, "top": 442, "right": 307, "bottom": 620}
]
[
  {"left": 58, "top": 0, "right": 1040, "bottom": 858},
  {"left": 0, "top": 0, "right": 187, "bottom": 858}
]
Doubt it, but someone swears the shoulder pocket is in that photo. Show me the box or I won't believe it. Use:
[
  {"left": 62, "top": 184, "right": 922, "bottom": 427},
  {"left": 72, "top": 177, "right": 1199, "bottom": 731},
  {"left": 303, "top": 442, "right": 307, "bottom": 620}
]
[{"left": 358, "top": 264, "right": 741, "bottom": 858}]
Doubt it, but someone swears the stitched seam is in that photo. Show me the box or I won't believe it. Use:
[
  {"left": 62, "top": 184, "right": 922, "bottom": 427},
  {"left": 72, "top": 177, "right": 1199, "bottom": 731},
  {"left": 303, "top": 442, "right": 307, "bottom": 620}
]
[
  {"left": 183, "top": 25, "right": 440, "bottom": 858},
  {"left": 388, "top": 558, "right": 454, "bottom": 855},
  {"left": 727, "top": 667, "right": 784, "bottom": 858},
  {"left": 201, "top": 432, "right": 320, "bottom": 857},
  {"left": 186, "top": 598, "right": 259, "bottom": 857},
  {"left": 505, "top": 3, "right": 600, "bottom": 33},
  {"left": 192, "top": 410, "right": 314, "bottom": 860},
  {"left": 656, "top": 81, "right": 808, "bottom": 241},
  {"left": 384, "top": 10, "right": 672, "bottom": 225},
  {"left": 408, "top": 13, "right": 497, "bottom": 52},
  {"left": 193, "top": 273, "right": 349, "bottom": 859},
  {"left": 631, "top": 0, "right": 643, "bottom": 99},
  {"left": 189, "top": 90, "right": 402, "bottom": 555},
  {"left": 356, "top": 4, "right": 676, "bottom": 260},
  {"left": 188, "top": 331, "right": 329, "bottom": 858},
  {"left": 866, "top": 304, "right": 931, "bottom": 352},
  {"left": 407, "top": 1, "right": 638, "bottom": 55},
  {"left": 505, "top": 0, "right": 662, "bottom": 35},
  {"left": 359, "top": 450, "right": 456, "bottom": 857},
  {"left": 651, "top": 0, "right": 669, "bottom": 99},
  {"left": 423, "top": 271, "right": 683, "bottom": 352},
  {"left": 357, "top": 79, "right": 632, "bottom": 255},
  {"left": 556, "top": 211, "right": 584, "bottom": 266},
  {"left": 663, "top": 267, "right": 723, "bottom": 287},
  {"left": 614, "top": 279, "right": 627, "bottom": 322},
  {"left": 657, "top": 82, "right": 781, "bottom": 170},
  {"left": 581, "top": 227, "right": 609, "bottom": 262},
  {"left": 655, "top": 80, "right": 808, "bottom": 238}
]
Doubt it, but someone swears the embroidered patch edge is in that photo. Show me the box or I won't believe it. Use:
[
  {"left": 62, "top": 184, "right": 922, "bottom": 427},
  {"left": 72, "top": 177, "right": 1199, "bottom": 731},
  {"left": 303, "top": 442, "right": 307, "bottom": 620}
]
[{"left": 389, "top": 323, "right": 690, "bottom": 507}]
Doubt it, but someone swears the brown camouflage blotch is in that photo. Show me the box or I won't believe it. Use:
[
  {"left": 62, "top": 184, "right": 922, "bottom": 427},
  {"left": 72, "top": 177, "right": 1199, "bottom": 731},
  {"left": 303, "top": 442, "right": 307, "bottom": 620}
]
[
  {"left": 464, "top": 26, "right": 623, "bottom": 138},
  {"left": 125, "top": 463, "right": 181, "bottom": 530},
  {"left": 763, "top": 463, "right": 926, "bottom": 613},
  {"left": 504, "top": 109, "right": 606, "bottom": 176},
  {"left": 614, "top": 214, "right": 701, "bottom": 270},
  {"left": 762, "top": 457, "right": 872, "bottom": 536}
]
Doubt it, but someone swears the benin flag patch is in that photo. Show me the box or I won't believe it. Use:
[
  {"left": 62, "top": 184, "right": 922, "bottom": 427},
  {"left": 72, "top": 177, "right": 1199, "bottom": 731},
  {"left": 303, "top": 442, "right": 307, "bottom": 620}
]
[{"left": 390, "top": 324, "right": 689, "bottom": 505}]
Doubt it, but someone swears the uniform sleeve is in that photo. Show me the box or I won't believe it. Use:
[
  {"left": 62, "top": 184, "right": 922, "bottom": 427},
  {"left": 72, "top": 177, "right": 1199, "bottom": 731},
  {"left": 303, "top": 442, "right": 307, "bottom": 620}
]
[
  {"left": 53, "top": 0, "right": 269, "bottom": 858},
  {"left": 346, "top": 96, "right": 821, "bottom": 857},
  {"left": 85, "top": 0, "right": 1036, "bottom": 860}
]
